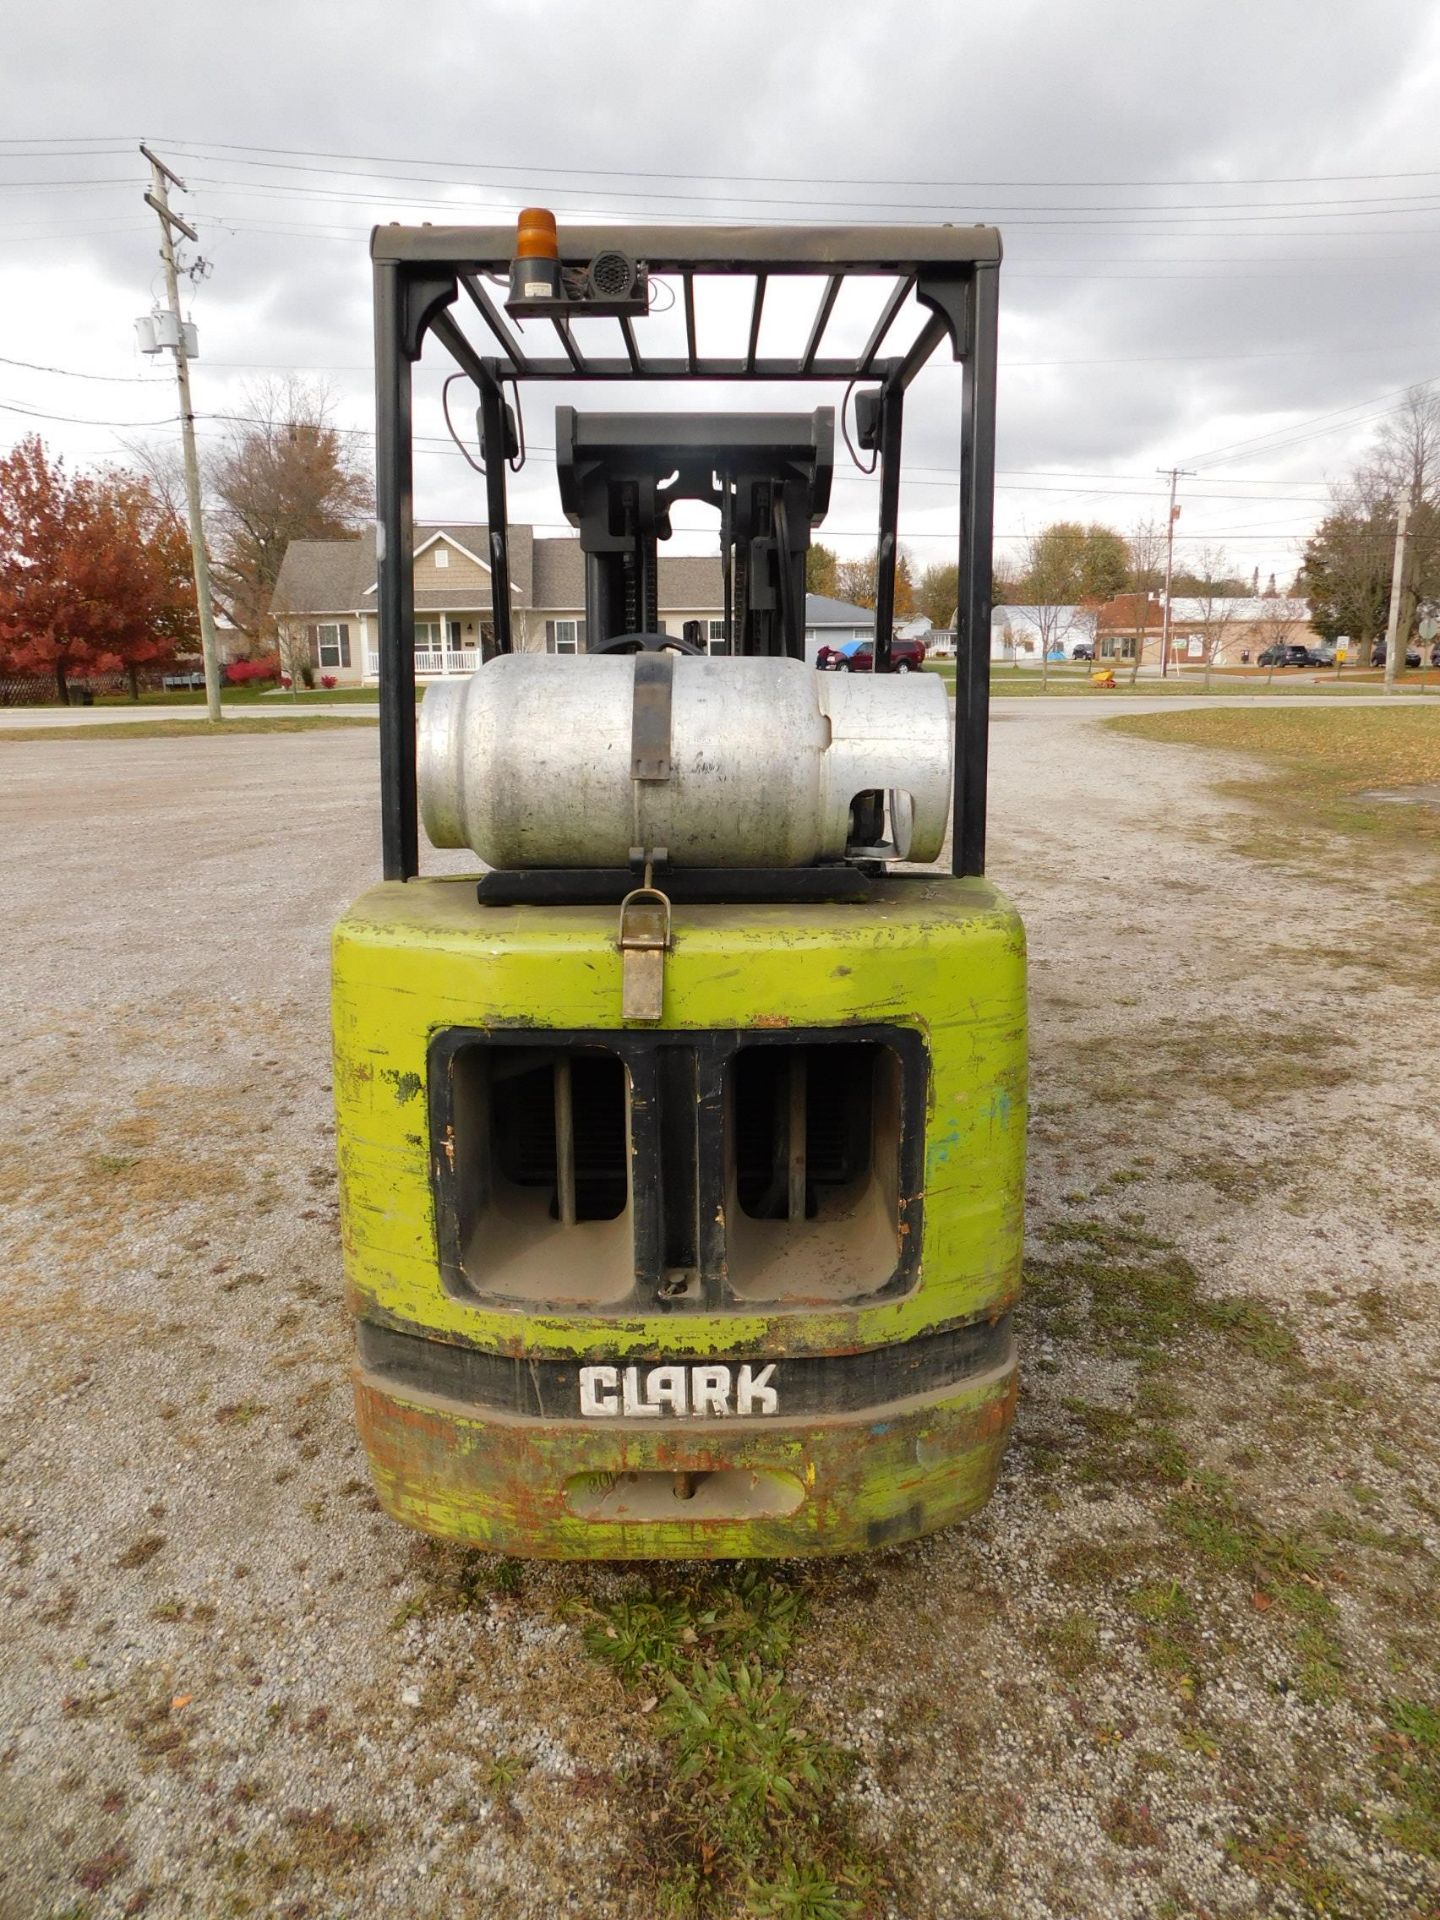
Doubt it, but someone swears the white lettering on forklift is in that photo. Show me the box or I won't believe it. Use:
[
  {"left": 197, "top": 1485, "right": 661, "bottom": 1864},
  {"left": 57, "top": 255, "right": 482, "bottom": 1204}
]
[
  {"left": 690, "top": 1365, "right": 731, "bottom": 1417},
  {"left": 621, "top": 1366, "right": 661, "bottom": 1417},
  {"left": 579, "top": 1366, "right": 619, "bottom": 1416},
  {"left": 576, "top": 1363, "right": 782, "bottom": 1419},
  {"left": 646, "top": 1365, "right": 689, "bottom": 1416},
  {"left": 736, "top": 1363, "right": 778, "bottom": 1416}
]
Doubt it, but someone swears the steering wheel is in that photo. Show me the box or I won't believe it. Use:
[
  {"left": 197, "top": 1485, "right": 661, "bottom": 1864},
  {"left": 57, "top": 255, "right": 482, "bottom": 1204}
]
[{"left": 592, "top": 631, "right": 704, "bottom": 656}]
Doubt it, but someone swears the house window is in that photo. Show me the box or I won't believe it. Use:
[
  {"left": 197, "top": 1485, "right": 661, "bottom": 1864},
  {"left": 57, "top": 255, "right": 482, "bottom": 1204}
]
[
  {"left": 415, "top": 621, "right": 442, "bottom": 652},
  {"left": 434, "top": 547, "right": 449, "bottom": 569},
  {"left": 546, "top": 618, "right": 586, "bottom": 654},
  {"left": 315, "top": 621, "right": 350, "bottom": 668},
  {"left": 707, "top": 618, "right": 731, "bottom": 656}
]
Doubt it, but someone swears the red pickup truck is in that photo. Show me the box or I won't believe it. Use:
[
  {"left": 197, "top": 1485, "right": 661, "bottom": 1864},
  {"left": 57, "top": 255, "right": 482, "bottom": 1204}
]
[{"left": 815, "top": 635, "right": 927, "bottom": 673}]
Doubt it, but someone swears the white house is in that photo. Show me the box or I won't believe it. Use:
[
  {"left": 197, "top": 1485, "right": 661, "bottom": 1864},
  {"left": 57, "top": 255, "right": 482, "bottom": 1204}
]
[
  {"left": 990, "top": 605, "right": 1098, "bottom": 661},
  {"left": 270, "top": 524, "right": 726, "bottom": 684}
]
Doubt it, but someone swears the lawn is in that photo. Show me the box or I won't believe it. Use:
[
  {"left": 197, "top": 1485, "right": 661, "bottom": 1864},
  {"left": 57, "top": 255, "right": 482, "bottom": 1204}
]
[
  {"left": 1111, "top": 705, "right": 1440, "bottom": 847},
  {"left": 80, "top": 684, "right": 382, "bottom": 707},
  {"left": 925, "top": 662, "right": 1430, "bottom": 697},
  {"left": 0, "top": 715, "right": 379, "bottom": 742}
]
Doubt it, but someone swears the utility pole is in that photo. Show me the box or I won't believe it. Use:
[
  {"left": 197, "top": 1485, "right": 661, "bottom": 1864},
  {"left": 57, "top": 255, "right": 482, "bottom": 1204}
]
[
  {"left": 142, "top": 142, "right": 222, "bottom": 724},
  {"left": 1156, "top": 466, "right": 1194, "bottom": 678},
  {"left": 1382, "top": 498, "right": 1411, "bottom": 696}
]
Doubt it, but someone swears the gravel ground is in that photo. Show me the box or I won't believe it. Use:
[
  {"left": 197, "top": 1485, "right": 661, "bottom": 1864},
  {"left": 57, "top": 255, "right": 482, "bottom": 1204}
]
[{"left": 0, "top": 714, "right": 1436, "bottom": 1920}]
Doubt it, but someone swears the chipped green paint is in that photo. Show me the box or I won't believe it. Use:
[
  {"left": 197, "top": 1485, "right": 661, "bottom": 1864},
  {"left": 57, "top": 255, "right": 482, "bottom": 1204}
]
[{"left": 333, "top": 872, "right": 1027, "bottom": 1556}]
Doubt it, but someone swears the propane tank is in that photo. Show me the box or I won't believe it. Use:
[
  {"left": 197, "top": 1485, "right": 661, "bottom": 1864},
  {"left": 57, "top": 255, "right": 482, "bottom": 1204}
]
[{"left": 418, "top": 653, "right": 951, "bottom": 869}]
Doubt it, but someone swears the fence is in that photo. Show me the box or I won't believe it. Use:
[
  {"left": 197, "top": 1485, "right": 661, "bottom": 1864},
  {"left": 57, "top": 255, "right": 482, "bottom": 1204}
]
[
  {"left": 0, "top": 674, "right": 55, "bottom": 707},
  {"left": 0, "top": 664, "right": 197, "bottom": 706}
]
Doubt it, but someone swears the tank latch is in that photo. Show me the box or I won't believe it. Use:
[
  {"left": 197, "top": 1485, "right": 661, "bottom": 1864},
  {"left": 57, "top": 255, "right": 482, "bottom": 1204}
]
[{"left": 618, "top": 864, "right": 672, "bottom": 1022}]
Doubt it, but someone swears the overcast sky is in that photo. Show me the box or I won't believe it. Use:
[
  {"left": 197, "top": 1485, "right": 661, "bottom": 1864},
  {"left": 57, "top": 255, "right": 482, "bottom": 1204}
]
[{"left": 4, "top": 0, "right": 1440, "bottom": 589}]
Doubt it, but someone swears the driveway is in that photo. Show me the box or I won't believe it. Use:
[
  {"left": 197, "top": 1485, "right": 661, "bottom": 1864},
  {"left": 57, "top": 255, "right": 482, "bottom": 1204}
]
[{"left": 0, "top": 713, "right": 1435, "bottom": 1918}]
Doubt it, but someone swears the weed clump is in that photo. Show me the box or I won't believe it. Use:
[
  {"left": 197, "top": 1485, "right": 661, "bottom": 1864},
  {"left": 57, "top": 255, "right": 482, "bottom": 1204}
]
[
  {"left": 389, "top": 1542, "right": 526, "bottom": 1628},
  {"left": 581, "top": 1566, "right": 887, "bottom": 1918}
]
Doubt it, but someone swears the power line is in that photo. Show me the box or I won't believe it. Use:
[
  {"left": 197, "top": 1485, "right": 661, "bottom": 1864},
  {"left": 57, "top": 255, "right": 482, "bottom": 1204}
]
[
  {"left": 165, "top": 163, "right": 1440, "bottom": 218},
  {"left": 149, "top": 137, "right": 1440, "bottom": 192},
  {"left": 1183, "top": 377, "right": 1436, "bottom": 467},
  {"left": 179, "top": 172, "right": 1440, "bottom": 229},
  {"left": 0, "top": 353, "right": 170, "bottom": 384},
  {"left": 0, "top": 397, "right": 178, "bottom": 427},
  {"left": 0, "top": 178, "right": 140, "bottom": 190}
]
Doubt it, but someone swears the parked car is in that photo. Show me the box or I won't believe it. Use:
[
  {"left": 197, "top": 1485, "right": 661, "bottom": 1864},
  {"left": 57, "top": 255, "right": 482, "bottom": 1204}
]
[
  {"left": 1305, "top": 641, "right": 1337, "bottom": 667},
  {"left": 1370, "top": 642, "right": 1423, "bottom": 669},
  {"left": 1257, "top": 643, "right": 1313, "bottom": 668},
  {"left": 1431, "top": 642, "right": 1440, "bottom": 669},
  {"left": 816, "top": 635, "right": 927, "bottom": 673},
  {"left": 1071, "top": 641, "right": 1095, "bottom": 661}
]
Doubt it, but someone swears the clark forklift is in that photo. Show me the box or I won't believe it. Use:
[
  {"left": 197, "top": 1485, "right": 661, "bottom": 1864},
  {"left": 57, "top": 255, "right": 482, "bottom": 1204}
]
[{"left": 332, "top": 215, "right": 1025, "bottom": 1558}]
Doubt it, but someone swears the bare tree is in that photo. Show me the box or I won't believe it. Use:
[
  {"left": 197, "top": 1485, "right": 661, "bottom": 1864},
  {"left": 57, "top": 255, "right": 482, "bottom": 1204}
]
[
  {"left": 1188, "top": 547, "right": 1241, "bottom": 690},
  {"left": 274, "top": 617, "right": 313, "bottom": 697},
  {"left": 1253, "top": 593, "right": 1295, "bottom": 688},
  {"left": 207, "top": 378, "right": 372, "bottom": 642},
  {"left": 120, "top": 435, "right": 190, "bottom": 534},
  {"left": 1019, "top": 526, "right": 1083, "bottom": 690},
  {"left": 1365, "top": 384, "right": 1440, "bottom": 510},
  {"left": 1126, "top": 517, "right": 1167, "bottom": 685},
  {"left": 1359, "top": 385, "right": 1440, "bottom": 691}
]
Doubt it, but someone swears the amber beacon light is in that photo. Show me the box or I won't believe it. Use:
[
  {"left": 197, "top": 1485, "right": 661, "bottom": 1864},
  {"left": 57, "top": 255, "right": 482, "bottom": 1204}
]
[{"left": 509, "top": 207, "right": 562, "bottom": 308}]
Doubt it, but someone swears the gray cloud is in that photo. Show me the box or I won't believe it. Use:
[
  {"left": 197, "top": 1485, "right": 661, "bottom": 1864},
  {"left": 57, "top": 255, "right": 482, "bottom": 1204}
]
[{"left": 4, "top": 0, "right": 1439, "bottom": 583}]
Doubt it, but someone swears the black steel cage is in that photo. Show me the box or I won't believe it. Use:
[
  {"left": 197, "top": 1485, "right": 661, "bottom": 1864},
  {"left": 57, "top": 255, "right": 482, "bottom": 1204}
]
[{"left": 370, "top": 221, "right": 1001, "bottom": 885}]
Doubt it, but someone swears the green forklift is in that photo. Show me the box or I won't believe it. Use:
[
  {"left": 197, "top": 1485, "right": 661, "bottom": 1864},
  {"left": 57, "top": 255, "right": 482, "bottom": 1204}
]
[{"left": 332, "top": 215, "right": 1025, "bottom": 1558}]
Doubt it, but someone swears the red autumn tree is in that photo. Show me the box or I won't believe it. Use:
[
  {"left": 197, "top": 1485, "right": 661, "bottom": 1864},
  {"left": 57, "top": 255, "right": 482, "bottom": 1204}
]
[{"left": 0, "top": 436, "right": 199, "bottom": 701}]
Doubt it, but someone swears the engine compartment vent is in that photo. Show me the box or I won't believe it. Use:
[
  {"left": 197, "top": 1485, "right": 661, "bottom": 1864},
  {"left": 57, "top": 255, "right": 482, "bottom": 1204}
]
[{"left": 430, "top": 1027, "right": 924, "bottom": 1313}]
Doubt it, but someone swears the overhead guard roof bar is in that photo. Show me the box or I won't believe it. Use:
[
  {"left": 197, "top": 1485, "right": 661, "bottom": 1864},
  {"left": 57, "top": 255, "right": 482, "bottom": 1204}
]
[
  {"left": 371, "top": 222, "right": 1000, "bottom": 887},
  {"left": 372, "top": 223, "right": 1000, "bottom": 385}
]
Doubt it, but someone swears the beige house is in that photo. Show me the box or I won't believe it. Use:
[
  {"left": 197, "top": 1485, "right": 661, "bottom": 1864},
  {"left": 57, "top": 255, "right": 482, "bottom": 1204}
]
[
  {"left": 1094, "top": 592, "right": 1313, "bottom": 666},
  {"left": 270, "top": 523, "right": 726, "bottom": 685}
]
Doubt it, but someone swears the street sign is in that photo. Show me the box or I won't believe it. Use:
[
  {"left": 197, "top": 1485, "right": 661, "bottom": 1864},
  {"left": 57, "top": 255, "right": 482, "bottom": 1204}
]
[{"left": 1420, "top": 616, "right": 1438, "bottom": 641}]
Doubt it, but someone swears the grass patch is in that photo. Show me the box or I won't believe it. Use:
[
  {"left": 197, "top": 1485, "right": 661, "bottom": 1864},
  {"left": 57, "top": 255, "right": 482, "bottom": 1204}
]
[
  {"left": 1165, "top": 1481, "right": 1328, "bottom": 1590},
  {"left": 1065, "top": 1018, "right": 1350, "bottom": 1116},
  {"left": 1109, "top": 704, "right": 1440, "bottom": 850},
  {"left": 1293, "top": 1626, "right": 1348, "bottom": 1704},
  {"left": 1031, "top": 1217, "right": 1303, "bottom": 1378},
  {"left": 1376, "top": 1698, "right": 1440, "bottom": 1858},
  {"left": 579, "top": 1567, "right": 888, "bottom": 1918},
  {"left": 928, "top": 662, "right": 1394, "bottom": 698},
  {"left": 1229, "top": 1823, "right": 1368, "bottom": 1915},
  {"left": 1125, "top": 1582, "right": 1212, "bottom": 1697}
]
